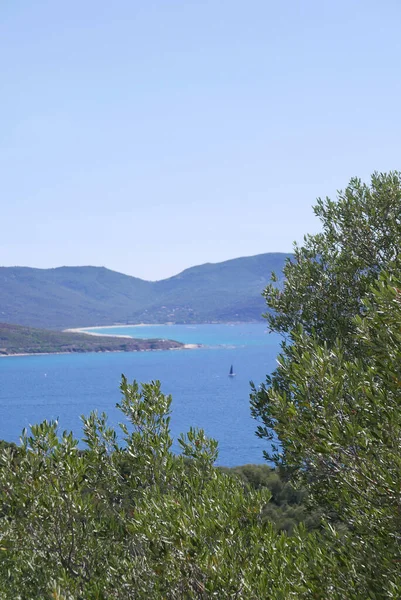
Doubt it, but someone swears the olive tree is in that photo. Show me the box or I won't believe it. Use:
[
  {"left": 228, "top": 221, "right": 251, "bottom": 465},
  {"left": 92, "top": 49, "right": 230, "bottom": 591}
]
[
  {"left": 0, "top": 378, "right": 329, "bottom": 599},
  {"left": 251, "top": 171, "right": 401, "bottom": 597}
]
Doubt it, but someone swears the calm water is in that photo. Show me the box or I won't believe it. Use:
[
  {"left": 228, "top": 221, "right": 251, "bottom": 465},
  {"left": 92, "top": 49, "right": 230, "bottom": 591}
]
[{"left": 0, "top": 324, "right": 281, "bottom": 466}]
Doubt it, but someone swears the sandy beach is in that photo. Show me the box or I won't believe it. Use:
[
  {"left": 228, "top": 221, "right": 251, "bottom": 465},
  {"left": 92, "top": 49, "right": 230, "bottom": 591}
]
[
  {"left": 63, "top": 326, "right": 201, "bottom": 351},
  {"left": 63, "top": 324, "right": 160, "bottom": 338},
  {"left": 64, "top": 327, "right": 133, "bottom": 339},
  {"left": 61, "top": 326, "right": 201, "bottom": 351}
]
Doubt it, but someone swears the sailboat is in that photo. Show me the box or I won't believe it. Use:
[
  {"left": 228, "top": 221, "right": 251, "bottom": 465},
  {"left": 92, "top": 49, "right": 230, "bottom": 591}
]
[{"left": 228, "top": 365, "right": 235, "bottom": 377}]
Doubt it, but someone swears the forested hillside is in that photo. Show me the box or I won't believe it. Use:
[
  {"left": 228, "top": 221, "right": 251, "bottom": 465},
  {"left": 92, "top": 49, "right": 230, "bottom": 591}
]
[{"left": 0, "top": 253, "right": 289, "bottom": 328}]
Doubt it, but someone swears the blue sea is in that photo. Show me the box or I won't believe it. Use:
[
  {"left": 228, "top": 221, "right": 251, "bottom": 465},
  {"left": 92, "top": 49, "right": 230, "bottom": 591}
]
[{"left": 0, "top": 324, "right": 281, "bottom": 466}]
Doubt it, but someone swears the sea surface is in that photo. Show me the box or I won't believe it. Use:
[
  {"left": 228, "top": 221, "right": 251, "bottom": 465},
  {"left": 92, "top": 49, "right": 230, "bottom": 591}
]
[{"left": 0, "top": 324, "right": 282, "bottom": 466}]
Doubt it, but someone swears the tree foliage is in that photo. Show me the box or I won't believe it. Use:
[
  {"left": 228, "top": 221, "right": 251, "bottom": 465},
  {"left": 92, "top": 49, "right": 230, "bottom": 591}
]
[
  {"left": 0, "top": 378, "right": 330, "bottom": 599},
  {"left": 251, "top": 172, "right": 401, "bottom": 597},
  {"left": 254, "top": 273, "right": 401, "bottom": 595},
  {"left": 264, "top": 171, "right": 401, "bottom": 345}
]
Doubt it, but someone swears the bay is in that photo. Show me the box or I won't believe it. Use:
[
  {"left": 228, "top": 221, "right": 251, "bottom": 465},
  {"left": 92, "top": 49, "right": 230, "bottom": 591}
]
[{"left": 0, "top": 324, "right": 281, "bottom": 466}]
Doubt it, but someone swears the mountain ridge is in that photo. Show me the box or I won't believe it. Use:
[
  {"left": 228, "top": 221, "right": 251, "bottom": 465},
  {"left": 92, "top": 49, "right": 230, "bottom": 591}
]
[{"left": 0, "top": 253, "right": 291, "bottom": 329}]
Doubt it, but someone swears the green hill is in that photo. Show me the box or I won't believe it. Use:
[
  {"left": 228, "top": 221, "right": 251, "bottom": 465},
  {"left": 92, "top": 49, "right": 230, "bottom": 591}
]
[
  {"left": 0, "top": 253, "right": 290, "bottom": 329},
  {"left": 0, "top": 323, "right": 183, "bottom": 356}
]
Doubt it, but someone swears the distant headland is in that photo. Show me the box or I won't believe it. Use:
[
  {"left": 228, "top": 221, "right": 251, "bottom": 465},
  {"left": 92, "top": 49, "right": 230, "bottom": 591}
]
[{"left": 0, "top": 323, "right": 184, "bottom": 357}]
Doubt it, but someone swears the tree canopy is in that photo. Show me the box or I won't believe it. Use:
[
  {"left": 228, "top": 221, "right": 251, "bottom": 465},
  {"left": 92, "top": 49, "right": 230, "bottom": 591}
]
[
  {"left": 251, "top": 171, "right": 401, "bottom": 597},
  {"left": 0, "top": 378, "right": 330, "bottom": 599},
  {"left": 251, "top": 171, "right": 401, "bottom": 459},
  {"left": 263, "top": 171, "right": 401, "bottom": 346}
]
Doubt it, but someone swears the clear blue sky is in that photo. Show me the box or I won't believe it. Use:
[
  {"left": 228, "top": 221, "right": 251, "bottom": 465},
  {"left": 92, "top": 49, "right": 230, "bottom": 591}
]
[{"left": 2, "top": 1, "right": 401, "bottom": 280}]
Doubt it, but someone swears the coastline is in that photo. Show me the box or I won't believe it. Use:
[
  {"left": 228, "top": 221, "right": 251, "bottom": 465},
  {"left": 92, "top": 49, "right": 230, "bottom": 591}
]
[
  {"left": 64, "top": 323, "right": 159, "bottom": 335},
  {"left": 63, "top": 324, "right": 161, "bottom": 338},
  {"left": 63, "top": 324, "right": 202, "bottom": 351},
  {"left": 0, "top": 343, "right": 199, "bottom": 358}
]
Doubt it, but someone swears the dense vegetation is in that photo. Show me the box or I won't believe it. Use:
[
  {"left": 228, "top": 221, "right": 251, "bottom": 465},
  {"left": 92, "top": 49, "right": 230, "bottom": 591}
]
[
  {"left": 251, "top": 171, "right": 401, "bottom": 596},
  {"left": 0, "top": 253, "right": 289, "bottom": 329},
  {"left": 1, "top": 172, "right": 401, "bottom": 597},
  {"left": 221, "top": 464, "right": 322, "bottom": 533},
  {"left": 0, "top": 323, "right": 183, "bottom": 355},
  {"left": 0, "top": 379, "right": 326, "bottom": 599}
]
